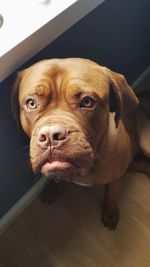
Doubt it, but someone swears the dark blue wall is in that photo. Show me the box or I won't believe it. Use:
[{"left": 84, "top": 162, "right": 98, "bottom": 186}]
[
  {"left": 25, "top": 0, "right": 150, "bottom": 83},
  {"left": 0, "top": 79, "right": 36, "bottom": 218},
  {"left": 0, "top": 0, "right": 150, "bottom": 218}
]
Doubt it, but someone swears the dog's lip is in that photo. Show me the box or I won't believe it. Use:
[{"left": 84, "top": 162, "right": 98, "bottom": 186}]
[{"left": 41, "top": 158, "right": 77, "bottom": 173}]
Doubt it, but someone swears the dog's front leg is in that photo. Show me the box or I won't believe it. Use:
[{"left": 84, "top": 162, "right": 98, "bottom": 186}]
[{"left": 101, "top": 179, "right": 120, "bottom": 230}]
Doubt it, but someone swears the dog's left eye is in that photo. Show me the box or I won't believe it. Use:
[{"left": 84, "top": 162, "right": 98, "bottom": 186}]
[
  {"left": 80, "top": 96, "right": 96, "bottom": 108},
  {"left": 25, "top": 98, "right": 37, "bottom": 110}
]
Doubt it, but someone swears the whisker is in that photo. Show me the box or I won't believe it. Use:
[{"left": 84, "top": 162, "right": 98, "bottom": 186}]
[
  {"left": 17, "top": 145, "right": 29, "bottom": 153},
  {"left": 18, "top": 152, "right": 30, "bottom": 158},
  {"left": 22, "top": 157, "right": 31, "bottom": 169},
  {"left": 93, "top": 149, "right": 106, "bottom": 163}
]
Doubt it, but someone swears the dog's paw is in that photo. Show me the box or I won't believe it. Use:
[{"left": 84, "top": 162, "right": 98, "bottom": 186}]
[
  {"left": 101, "top": 206, "right": 120, "bottom": 230},
  {"left": 40, "top": 181, "right": 62, "bottom": 205}
]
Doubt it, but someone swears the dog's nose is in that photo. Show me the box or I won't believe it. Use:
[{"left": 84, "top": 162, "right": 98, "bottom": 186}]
[{"left": 37, "top": 125, "right": 68, "bottom": 148}]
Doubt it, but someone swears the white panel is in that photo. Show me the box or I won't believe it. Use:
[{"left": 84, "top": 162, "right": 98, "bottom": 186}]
[{"left": 0, "top": 0, "right": 105, "bottom": 81}]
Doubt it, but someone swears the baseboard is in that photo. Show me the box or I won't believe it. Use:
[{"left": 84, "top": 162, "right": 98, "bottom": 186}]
[
  {"left": 132, "top": 66, "right": 150, "bottom": 90},
  {"left": 0, "top": 65, "right": 150, "bottom": 234},
  {"left": 0, "top": 176, "right": 47, "bottom": 234}
]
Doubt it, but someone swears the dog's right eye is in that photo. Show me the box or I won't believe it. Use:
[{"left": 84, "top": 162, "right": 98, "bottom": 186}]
[
  {"left": 80, "top": 96, "right": 96, "bottom": 109},
  {"left": 25, "top": 98, "right": 37, "bottom": 110}
]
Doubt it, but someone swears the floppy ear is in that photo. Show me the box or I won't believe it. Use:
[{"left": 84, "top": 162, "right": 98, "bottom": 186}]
[
  {"left": 108, "top": 69, "right": 139, "bottom": 128},
  {"left": 11, "top": 71, "right": 23, "bottom": 129}
]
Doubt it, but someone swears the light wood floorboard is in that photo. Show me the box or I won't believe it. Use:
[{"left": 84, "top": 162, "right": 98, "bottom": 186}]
[{"left": 0, "top": 172, "right": 150, "bottom": 267}]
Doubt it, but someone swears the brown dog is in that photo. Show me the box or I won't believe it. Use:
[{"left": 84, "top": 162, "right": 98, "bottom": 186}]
[{"left": 12, "top": 58, "right": 150, "bottom": 230}]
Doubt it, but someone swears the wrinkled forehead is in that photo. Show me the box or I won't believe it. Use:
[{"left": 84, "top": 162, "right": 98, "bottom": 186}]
[{"left": 19, "top": 59, "right": 109, "bottom": 101}]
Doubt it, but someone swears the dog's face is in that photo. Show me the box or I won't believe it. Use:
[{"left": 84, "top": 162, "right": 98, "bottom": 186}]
[{"left": 12, "top": 58, "right": 138, "bottom": 183}]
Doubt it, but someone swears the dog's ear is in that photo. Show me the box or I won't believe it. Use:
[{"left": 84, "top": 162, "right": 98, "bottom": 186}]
[
  {"left": 107, "top": 69, "right": 139, "bottom": 128},
  {"left": 11, "top": 71, "right": 23, "bottom": 129}
]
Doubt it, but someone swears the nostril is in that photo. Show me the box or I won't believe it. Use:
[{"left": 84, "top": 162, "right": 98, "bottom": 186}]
[
  {"left": 53, "top": 132, "right": 67, "bottom": 141},
  {"left": 39, "top": 134, "right": 47, "bottom": 143}
]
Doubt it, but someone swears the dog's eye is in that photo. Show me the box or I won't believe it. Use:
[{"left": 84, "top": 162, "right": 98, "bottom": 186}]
[
  {"left": 25, "top": 98, "right": 37, "bottom": 110},
  {"left": 80, "top": 96, "right": 96, "bottom": 108}
]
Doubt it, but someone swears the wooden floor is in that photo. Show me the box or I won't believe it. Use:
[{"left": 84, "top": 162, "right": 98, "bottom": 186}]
[{"left": 0, "top": 172, "right": 150, "bottom": 267}]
